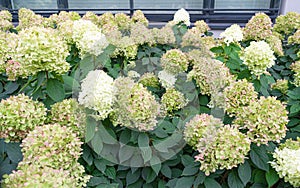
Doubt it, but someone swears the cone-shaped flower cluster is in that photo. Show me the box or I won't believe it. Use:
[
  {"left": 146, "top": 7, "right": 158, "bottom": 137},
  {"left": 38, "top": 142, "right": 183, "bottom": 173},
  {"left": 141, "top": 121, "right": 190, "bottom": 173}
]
[
  {"left": 78, "top": 70, "right": 116, "bottom": 120},
  {"left": 271, "top": 138, "right": 300, "bottom": 187},
  {"left": 161, "top": 49, "right": 189, "bottom": 75},
  {"left": 291, "top": 61, "right": 300, "bottom": 87},
  {"left": 220, "top": 24, "right": 243, "bottom": 45},
  {"left": 112, "top": 77, "right": 160, "bottom": 131},
  {"left": 184, "top": 114, "right": 250, "bottom": 175},
  {"left": 224, "top": 79, "right": 257, "bottom": 116},
  {"left": 234, "top": 96, "right": 288, "bottom": 145},
  {"left": 161, "top": 88, "right": 188, "bottom": 114},
  {"left": 0, "top": 94, "right": 47, "bottom": 142},
  {"left": 241, "top": 41, "right": 275, "bottom": 77},
  {"left": 243, "top": 13, "right": 273, "bottom": 41},
  {"left": 9, "top": 26, "right": 70, "bottom": 80},
  {"left": 47, "top": 98, "right": 86, "bottom": 139}
]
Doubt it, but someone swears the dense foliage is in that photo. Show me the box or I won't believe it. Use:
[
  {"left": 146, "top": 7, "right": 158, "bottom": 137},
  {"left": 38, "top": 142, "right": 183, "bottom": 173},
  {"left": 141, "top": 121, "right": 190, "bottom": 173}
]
[{"left": 0, "top": 8, "right": 300, "bottom": 188}]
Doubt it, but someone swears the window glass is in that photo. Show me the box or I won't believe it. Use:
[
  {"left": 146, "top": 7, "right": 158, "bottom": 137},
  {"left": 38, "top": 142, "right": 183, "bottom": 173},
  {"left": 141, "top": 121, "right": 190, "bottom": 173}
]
[
  {"left": 215, "top": 0, "right": 271, "bottom": 10},
  {"left": 134, "top": 0, "right": 203, "bottom": 14},
  {"left": 12, "top": 0, "right": 57, "bottom": 9},
  {"left": 68, "top": 0, "right": 129, "bottom": 9}
]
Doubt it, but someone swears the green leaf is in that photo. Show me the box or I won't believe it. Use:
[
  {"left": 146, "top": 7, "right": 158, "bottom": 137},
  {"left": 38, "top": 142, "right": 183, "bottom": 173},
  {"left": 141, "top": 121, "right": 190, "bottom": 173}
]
[
  {"left": 62, "top": 75, "right": 80, "bottom": 92},
  {"left": 204, "top": 177, "right": 222, "bottom": 188},
  {"left": 119, "top": 146, "right": 134, "bottom": 163},
  {"left": 210, "top": 46, "right": 224, "bottom": 54},
  {"left": 142, "top": 167, "right": 157, "bottom": 184},
  {"left": 175, "top": 176, "right": 195, "bottom": 188},
  {"left": 6, "top": 143, "right": 22, "bottom": 163},
  {"left": 238, "top": 161, "right": 251, "bottom": 186},
  {"left": 141, "top": 147, "right": 152, "bottom": 163},
  {"left": 105, "top": 166, "right": 116, "bottom": 180},
  {"left": 126, "top": 169, "right": 141, "bottom": 186},
  {"left": 85, "top": 117, "right": 97, "bottom": 143},
  {"left": 250, "top": 145, "right": 269, "bottom": 171},
  {"left": 138, "top": 133, "right": 149, "bottom": 147},
  {"left": 87, "top": 176, "right": 110, "bottom": 186},
  {"left": 46, "top": 78, "right": 65, "bottom": 102},
  {"left": 181, "top": 155, "right": 195, "bottom": 167},
  {"left": 150, "top": 155, "right": 161, "bottom": 175},
  {"left": 161, "top": 164, "right": 172, "bottom": 178},
  {"left": 194, "top": 172, "right": 206, "bottom": 187},
  {"left": 290, "top": 103, "right": 300, "bottom": 114},
  {"left": 98, "top": 123, "right": 117, "bottom": 145},
  {"left": 94, "top": 159, "right": 106, "bottom": 173},
  {"left": 228, "top": 170, "right": 244, "bottom": 188},
  {"left": 4, "top": 82, "right": 19, "bottom": 94},
  {"left": 265, "top": 168, "right": 279, "bottom": 188},
  {"left": 182, "top": 165, "right": 199, "bottom": 176},
  {"left": 91, "top": 131, "right": 103, "bottom": 155}
]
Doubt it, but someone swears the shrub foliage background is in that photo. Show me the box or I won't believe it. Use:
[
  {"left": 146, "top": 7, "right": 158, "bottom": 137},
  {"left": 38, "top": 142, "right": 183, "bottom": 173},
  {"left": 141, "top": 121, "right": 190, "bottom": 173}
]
[{"left": 0, "top": 8, "right": 299, "bottom": 188}]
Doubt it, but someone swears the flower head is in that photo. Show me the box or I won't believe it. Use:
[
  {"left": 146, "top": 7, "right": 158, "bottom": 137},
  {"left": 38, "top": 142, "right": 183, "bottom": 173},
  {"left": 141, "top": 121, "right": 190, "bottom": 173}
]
[
  {"left": 234, "top": 96, "right": 288, "bottom": 145},
  {"left": 194, "top": 20, "right": 210, "bottom": 33},
  {"left": 270, "top": 138, "right": 300, "bottom": 187},
  {"left": 47, "top": 98, "right": 86, "bottom": 139},
  {"left": 243, "top": 12, "right": 272, "bottom": 41},
  {"left": 9, "top": 26, "right": 70, "bottom": 80},
  {"left": 78, "top": 70, "right": 116, "bottom": 120},
  {"left": 273, "top": 12, "right": 300, "bottom": 35},
  {"left": 220, "top": 24, "right": 243, "bottom": 45},
  {"left": 130, "top": 23, "right": 155, "bottom": 45},
  {"left": 183, "top": 114, "right": 223, "bottom": 150},
  {"left": 111, "top": 77, "right": 160, "bottom": 131},
  {"left": 161, "top": 49, "right": 189, "bottom": 75},
  {"left": 0, "top": 94, "right": 47, "bottom": 142},
  {"left": 2, "top": 165, "right": 79, "bottom": 188},
  {"left": 241, "top": 41, "right": 275, "bottom": 77},
  {"left": 266, "top": 34, "right": 284, "bottom": 56},
  {"left": 21, "top": 123, "right": 83, "bottom": 170},
  {"left": 173, "top": 8, "right": 191, "bottom": 26},
  {"left": 288, "top": 29, "right": 300, "bottom": 44},
  {"left": 224, "top": 79, "right": 257, "bottom": 116},
  {"left": 131, "top": 10, "right": 149, "bottom": 26},
  {"left": 138, "top": 72, "right": 160, "bottom": 88},
  {"left": 152, "top": 26, "right": 176, "bottom": 45},
  {"left": 158, "top": 70, "right": 177, "bottom": 88},
  {"left": 0, "top": 10, "right": 13, "bottom": 31},
  {"left": 271, "top": 79, "right": 289, "bottom": 94},
  {"left": 291, "top": 61, "right": 300, "bottom": 87},
  {"left": 161, "top": 88, "right": 188, "bottom": 114},
  {"left": 197, "top": 125, "right": 251, "bottom": 175}
]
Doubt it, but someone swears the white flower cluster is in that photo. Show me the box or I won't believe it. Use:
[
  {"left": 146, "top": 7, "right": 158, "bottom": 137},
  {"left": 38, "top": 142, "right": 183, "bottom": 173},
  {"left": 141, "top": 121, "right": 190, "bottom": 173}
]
[
  {"left": 220, "top": 24, "right": 243, "bottom": 45},
  {"left": 72, "top": 20, "right": 109, "bottom": 57},
  {"left": 78, "top": 70, "right": 116, "bottom": 120},
  {"left": 173, "top": 8, "right": 191, "bottom": 26},
  {"left": 158, "top": 70, "right": 177, "bottom": 88},
  {"left": 241, "top": 41, "right": 276, "bottom": 77},
  {"left": 271, "top": 146, "right": 300, "bottom": 187}
]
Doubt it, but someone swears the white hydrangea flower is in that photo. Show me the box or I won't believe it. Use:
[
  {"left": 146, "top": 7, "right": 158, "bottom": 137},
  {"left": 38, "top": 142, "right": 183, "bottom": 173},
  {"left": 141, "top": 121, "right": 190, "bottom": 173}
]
[
  {"left": 271, "top": 147, "right": 300, "bottom": 187},
  {"left": 158, "top": 70, "right": 177, "bottom": 88},
  {"left": 72, "top": 20, "right": 109, "bottom": 57},
  {"left": 78, "top": 70, "right": 116, "bottom": 120},
  {"left": 78, "top": 30, "right": 109, "bottom": 56},
  {"left": 220, "top": 24, "right": 243, "bottom": 45},
  {"left": 173, "top": 8, "right": 191, "bottom": 26},
  {"left": 241, "top": 41, "right": 275, "bottom": 77},
  {"left": 127, "top": 70, "right": 140, "bottom": 78}
]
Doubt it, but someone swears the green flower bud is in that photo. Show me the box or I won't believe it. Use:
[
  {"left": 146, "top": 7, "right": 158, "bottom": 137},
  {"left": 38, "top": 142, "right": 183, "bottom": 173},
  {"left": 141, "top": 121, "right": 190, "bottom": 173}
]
[{"left": 161, "top": 88, "right": 188, "bottom": 114}]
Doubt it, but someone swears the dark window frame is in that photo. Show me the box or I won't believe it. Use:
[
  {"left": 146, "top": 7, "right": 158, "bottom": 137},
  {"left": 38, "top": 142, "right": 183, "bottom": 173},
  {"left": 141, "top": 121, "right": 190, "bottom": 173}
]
[{"left": 0, "top": 0, "right": 282, "bottom": 29}]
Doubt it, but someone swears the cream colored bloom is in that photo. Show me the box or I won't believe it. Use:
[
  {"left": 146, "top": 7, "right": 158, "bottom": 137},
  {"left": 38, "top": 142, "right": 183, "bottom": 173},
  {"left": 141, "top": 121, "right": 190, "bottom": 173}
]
[
  {"left": 220, "top": 24, "right": 243, "bottom": 45},
  {"left": 173, "top": 8, "right": 191, "bottom": 26},
  {"left": 78, "top": 70, "right": 116, "bottom": 120}
]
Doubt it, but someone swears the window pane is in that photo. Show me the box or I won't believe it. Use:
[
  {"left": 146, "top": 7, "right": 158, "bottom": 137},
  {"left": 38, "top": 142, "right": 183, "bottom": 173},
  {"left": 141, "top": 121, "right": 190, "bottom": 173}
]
[
  {"left": 134, "top": 0, "right": 203, "bottom": 14},
  {"left": 215, "top": 0, "right": 271, "bottom": 9},
  {"left": 68, "top": 0, "right": 129, "bottom": 9},
  {"left": 12, "top": 0, "right": 57, "bottom": 9}
]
